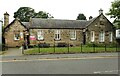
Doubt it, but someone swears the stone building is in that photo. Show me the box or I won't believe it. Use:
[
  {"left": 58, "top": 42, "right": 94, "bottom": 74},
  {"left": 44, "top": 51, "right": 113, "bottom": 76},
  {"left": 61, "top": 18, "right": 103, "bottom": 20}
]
[
  {"left": 4, "top": 12, "right": 29, "bottom": 47},
  {"left": 3, "top": 9, "right": 119, "bottom": 47}
]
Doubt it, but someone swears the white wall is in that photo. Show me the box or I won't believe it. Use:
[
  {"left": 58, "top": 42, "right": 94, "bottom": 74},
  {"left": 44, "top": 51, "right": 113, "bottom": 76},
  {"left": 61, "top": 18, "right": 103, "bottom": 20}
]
[{"left": 116, "top": 29, "right": 120, "bottom": 39}]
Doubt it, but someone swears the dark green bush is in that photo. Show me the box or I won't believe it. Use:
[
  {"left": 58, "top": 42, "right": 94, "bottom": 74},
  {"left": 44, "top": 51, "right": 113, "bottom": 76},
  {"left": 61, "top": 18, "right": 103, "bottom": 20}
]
[{"left": 86, "top": 43, "right": 117, "bottom": 48}]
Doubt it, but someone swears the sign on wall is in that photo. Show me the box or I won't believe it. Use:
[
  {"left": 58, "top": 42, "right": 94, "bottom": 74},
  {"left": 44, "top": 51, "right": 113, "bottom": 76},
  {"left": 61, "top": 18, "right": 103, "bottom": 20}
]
[
  {"left": 30, "top": 35, "right": 36, "bottom": 40},
  {"left": 20, "top": 32, "right": 23, "bottom": 39}
]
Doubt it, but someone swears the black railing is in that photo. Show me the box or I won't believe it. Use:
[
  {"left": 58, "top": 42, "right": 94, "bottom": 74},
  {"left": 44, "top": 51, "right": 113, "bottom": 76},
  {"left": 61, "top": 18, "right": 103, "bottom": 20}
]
[{"left": 23, "top": 43, "right": 120, "bottom": 55}]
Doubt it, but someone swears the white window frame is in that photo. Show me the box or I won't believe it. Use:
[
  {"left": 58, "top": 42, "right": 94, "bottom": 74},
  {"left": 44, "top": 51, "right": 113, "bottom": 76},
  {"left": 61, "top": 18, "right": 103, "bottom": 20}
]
[
  {"left": 91, "top": 31, "right": 95, "bottom": 42},
  {"left": 70, "top": 30, "right": 76, "bottom": 40},
  {"left": 14, "top": 33, "right": 20, "bottom": 40},
  {"left": 99, "top": 31, "right": 105, "bottom": 42},
  {"left": 54, "top": 30, "right": 61, "bottom": 40},
  {"left": 109, "top": 32, "right": 113, "bottom": 42},
  {"left": 37, "top": 30, "right": 44, "bottom": 40}
]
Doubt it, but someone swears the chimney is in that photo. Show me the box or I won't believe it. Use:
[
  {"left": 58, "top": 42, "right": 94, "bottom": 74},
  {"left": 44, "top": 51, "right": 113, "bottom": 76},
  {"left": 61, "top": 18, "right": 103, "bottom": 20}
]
[
  {"left": 99, "top": 8, "right": 103, "bottom": 15},
  {"left": 4, "top": 12, "right": 9, "bottom": 27},
  {"left": 89, "top": 16, "right": 93, "bottom": 20}
]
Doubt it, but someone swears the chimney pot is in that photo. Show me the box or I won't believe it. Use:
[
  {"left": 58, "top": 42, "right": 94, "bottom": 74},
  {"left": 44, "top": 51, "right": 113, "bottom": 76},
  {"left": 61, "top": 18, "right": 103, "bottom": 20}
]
[
  {"left": 99, "top": 8, "right": 103, "bottom": 15},
  {"left": 4, "top": 12, "right": 9, "bottom": 27}
]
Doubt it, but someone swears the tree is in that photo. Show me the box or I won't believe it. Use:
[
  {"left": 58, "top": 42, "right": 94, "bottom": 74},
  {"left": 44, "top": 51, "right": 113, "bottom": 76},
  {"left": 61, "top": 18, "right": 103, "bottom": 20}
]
[
  {"left": 106, "top": 0, "right": 120, "bottom": 28},
  {"left": 76, "top": 13, "right": 87, "bottom": 20},
  {"left": 14, "top": 7, "right": 35, "bottom": 22},
  {"left": 14, "top": 7, "right": 54, "bottom": 22},
  {"left": 33, "top": 11, "right": 54, "bottom": 19},
  {"left": 89, "top": 16, "right": 93, "bottom": 20}
]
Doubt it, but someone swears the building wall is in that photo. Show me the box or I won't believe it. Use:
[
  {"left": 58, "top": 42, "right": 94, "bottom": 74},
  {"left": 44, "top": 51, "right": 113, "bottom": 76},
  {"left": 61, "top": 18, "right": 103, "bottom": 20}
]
[
  {"left": 86, "top": 14, "right": 116, "bottom": 44},
  {"left": 4, "top": 19, "right": 27, "bottom": 47},
  {"left": 29, "top": 29, "right": 83, "bottom": 46}
]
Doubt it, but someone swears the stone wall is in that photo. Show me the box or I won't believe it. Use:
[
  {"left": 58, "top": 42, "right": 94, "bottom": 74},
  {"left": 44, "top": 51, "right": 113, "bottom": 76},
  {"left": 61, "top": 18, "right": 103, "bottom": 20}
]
[
  {"left": 86, "top": 14, "right": 116, "bottom": 44},
  {"left": 4, "top": 19, "right": 27, "bottom": 47},
  {"left": 29, "top": 29, "right": 83, "bottom": 46}
]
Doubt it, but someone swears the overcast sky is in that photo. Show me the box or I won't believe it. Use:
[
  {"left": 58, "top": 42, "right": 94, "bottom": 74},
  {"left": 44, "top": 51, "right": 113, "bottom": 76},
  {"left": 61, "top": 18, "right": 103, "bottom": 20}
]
[{"left": 0, "top": 0, "right": 115, "bottom": 23}]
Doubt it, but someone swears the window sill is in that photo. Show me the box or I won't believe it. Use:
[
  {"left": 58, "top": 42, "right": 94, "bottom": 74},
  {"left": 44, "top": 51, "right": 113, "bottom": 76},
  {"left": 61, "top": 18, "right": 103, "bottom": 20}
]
[
  {"left": 54, "top": 39, "right": 61, "bottom": 41},
  {"left": 91, "top": 41, "right": 95, "bottom": 42},
  {"left": 99, "top": 41, "right": 104, "bottom": 43},
  {"left": 14, "top": 39, "right": 20, "bottom": 41},
  {"left": 70, "top": 38, "right": 76, "bottom": 41},
  {"left": 37, "top": 39, "right": 44, "bottom": 41},
  {"left": 109, "top": 41, "right": 112, "bottom": 43}
]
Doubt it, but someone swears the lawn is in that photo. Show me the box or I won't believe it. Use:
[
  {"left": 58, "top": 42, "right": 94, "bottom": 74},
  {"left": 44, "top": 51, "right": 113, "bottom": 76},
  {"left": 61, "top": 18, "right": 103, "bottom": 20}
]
[{"left": 24, "top": 46, "right": 119, "bottom": 54}]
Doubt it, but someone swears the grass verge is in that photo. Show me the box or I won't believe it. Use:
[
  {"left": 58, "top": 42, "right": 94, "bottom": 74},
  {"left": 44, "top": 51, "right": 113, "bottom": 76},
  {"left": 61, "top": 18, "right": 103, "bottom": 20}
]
[{"left": 24, "top": 46, "right": 119, "bottom": 55}]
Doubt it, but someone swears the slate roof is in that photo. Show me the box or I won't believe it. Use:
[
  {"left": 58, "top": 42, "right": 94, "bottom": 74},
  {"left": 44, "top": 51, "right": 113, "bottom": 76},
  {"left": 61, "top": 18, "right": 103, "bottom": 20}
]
[
  {"left": 22, "top": 13, "right": 112, "bottom": 29},
  {"left": 22, "top": 22, "right": 29, "bottom": 29},
  {"left": 29, "top": 18, "right": 91, "bottom": 29}
]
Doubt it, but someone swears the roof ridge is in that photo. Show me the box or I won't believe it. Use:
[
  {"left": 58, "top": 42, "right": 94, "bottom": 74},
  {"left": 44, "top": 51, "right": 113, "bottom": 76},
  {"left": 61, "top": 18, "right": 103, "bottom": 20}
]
[{"left": 31, "top": 18, "right": 87, "bottom": 22}]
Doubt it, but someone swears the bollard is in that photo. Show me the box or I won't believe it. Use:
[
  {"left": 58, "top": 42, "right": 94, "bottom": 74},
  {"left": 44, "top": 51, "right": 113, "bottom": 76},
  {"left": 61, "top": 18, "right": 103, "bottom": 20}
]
[
  {"left": 93, "top": 44, "right": 95, "bottom": 53},
  {"left": 38, "top": 45, "right": 40, "bottom": 53},
  {"left": 81, "top": 44, "right": 82, "bottom": 53},
  {"left": 54, "top": 41, "right": 55, "bottom": 53},
  {"left": 21, "top": 45, "right": 24, "bottom": 54},
  {"left": 116, "top": 43, "right": 117, "bottom": 52},
  {"left": 68, "top": 43, "right": 69, "bottom": 53},
  {"left": 105, "top": 44, "right": 106, "bottom": 52}
]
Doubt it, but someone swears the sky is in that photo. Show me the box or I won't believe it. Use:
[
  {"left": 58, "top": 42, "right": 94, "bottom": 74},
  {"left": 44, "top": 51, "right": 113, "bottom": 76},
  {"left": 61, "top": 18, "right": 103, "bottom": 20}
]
[{"left": 0, "top": 0, "right": 115, "bottom": 23}]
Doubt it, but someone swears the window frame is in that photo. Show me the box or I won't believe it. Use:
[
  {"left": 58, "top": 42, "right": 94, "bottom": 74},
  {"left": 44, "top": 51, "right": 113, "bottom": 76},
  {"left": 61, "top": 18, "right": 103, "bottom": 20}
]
[
  {"left": 99, "top": 31, "right": 105, "bottom": 42},
  {"left": 70, "top": 30, "right": 76, "bottom": 40},
  {"left": 91, "top": 31, "right": 95, "bottom": 42},
  {"left": 109, "top": 32, "right": 113, "bottom": 42},
  {"left": 54, "top": 30, "right": 61, "bottom": 40},
  {"left": 37, "top": 30, "right": 44, "bottom": 40},
  {"left": 14, "top": 33, "right": 20, "bottom": 40}
]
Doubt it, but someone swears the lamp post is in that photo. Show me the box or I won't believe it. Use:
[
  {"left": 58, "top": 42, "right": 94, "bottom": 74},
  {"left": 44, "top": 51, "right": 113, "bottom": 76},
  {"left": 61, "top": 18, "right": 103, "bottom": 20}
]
[
  {"left": 0, "top": 19, "right": 3, "bottom": 51},
  {"left": 25, "top": 30, "right": 29, "bottom": 49}
]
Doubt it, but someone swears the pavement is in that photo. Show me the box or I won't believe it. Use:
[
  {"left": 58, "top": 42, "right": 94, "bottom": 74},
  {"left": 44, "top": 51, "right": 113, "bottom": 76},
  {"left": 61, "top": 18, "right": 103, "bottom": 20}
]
[
  {"left": 0, "top": 48, "right": 119, "bottom": 61},
  {"left": 2, "top": 48, "right": 23, "bottom": 56}
]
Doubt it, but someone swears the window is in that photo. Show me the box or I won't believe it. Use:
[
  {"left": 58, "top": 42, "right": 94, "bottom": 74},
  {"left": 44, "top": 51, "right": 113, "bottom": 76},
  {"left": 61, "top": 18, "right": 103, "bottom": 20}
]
[
  {"left": 14, "top": 33, "right": 20, "bottom": 40},
  {"left": 37, "top": 30, "right": 44, "bottom": 40},
  {"left": 70, "top": 30, "right": 76, "bottom": 40},
  {"left": 100, "top": 21, "right": 104, "bottom": 25},
  {"left": 54, "top": 30, "right": 60, "bottom": 40},
  {"left": 109, "top": 32, "right": 112, "bottom": 42},
  {"left": 91, "top": 31, "right": 95, "bottom": 42},
  {"left": 99, "top": 31, "right": 105, "bottom": 42}
]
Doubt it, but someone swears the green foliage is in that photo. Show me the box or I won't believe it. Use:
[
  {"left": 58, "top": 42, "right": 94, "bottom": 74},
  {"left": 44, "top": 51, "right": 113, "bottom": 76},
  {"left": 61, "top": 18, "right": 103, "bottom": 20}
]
[
  {"left": 89, "top": 16, "right": 93, "bottom": 20},
  {"left": 106, "top": 0, "right": 120, "bottom": 28},
  {"left": 76, "top": 13, "right": 87, "bottom": 20},
  {"left": 86, "top": 43, "right": 116, "bottom": 48},
  {"left": 14, "top": 7, "right": 35, "bottom": 22},
  {"left": 33, "top": 11, "right": 54, "bottom": 19},
  {"left": 14, "top": 7, "right": 54, "bottom": 22}
]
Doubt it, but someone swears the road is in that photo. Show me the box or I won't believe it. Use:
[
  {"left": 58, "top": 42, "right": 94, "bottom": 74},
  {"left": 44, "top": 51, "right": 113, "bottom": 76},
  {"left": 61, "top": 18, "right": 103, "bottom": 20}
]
[{"left": 1, "top": 54, "right": 119, "bottom": 74}]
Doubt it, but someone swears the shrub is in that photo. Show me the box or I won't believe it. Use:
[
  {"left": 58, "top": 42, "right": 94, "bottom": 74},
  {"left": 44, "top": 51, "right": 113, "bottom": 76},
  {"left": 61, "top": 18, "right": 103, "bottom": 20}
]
[
  {"left": 86, "top": 43, "right": 97, "bottom": 47},
  {"left": 86, "top": 43, "right": 117, "bottom": 48},
  {"left": 38, "top": 43, "right": 50, "bottom": 48},
  {"left": 57, "top": 42, "right": 68, "bottom": 47},
  {"left": 1, "top": 44, "right": 7, "bottom": 51}
]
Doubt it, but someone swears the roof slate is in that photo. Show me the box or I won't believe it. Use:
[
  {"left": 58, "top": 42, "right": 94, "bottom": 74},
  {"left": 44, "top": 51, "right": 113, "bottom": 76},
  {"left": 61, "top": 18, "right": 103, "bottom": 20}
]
[
  {"left": 22, "top": 22, "right": 29, "bottom": 29},
  {"left": 29, "top": 18, "right": 91, "bottom": 29}
]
